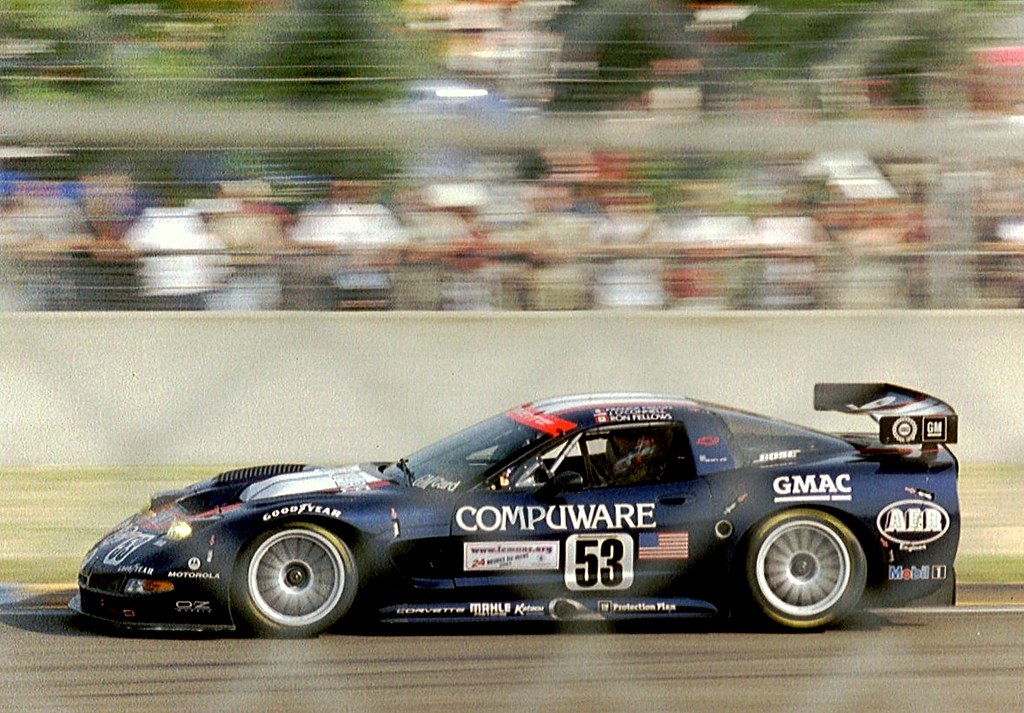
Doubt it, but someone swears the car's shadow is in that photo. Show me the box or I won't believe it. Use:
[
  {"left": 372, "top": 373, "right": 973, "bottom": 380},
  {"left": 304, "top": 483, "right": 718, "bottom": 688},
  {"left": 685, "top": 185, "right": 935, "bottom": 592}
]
[
  {"left": 0, "top": 609, "right": 233, "bottom": 639},
  {"left": 0, "top": 606, "right": 899, "bottom": 639}
]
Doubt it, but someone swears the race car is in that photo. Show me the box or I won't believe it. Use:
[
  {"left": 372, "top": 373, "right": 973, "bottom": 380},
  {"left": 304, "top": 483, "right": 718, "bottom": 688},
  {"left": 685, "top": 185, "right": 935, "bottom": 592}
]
[{"left": 71, "top": 383, "right": 960, "bottom": 636}]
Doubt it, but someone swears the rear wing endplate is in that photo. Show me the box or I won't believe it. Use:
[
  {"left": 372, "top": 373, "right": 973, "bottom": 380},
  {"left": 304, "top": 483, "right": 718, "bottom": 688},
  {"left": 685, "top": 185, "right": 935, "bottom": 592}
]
[{"left": 814, "top": 383, "right": 957, "bottom": 445}]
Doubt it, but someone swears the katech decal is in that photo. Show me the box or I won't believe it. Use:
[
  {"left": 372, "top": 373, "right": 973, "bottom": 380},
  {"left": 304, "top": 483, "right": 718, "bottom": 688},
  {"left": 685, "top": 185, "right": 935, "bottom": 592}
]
[
  {"left": 877, "top": 500, "right": 950, "bottom": 550},
  {"left": 773, "top": 473, "right": 851, "bottom": 503},
  {"left": 464, "top": 541, "right": 559, "bottom": 571},
  {"left": 455, "top": 503, "right": 656, "bottom": 533}
]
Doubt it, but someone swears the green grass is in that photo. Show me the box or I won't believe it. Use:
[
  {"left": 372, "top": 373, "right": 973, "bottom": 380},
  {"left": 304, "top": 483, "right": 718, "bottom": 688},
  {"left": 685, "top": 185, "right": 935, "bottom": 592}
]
[
  {"left": 1, "top": 463, "right": 1022, "bottom": 584},
  {"left": 954, "top": 555, "right": 1024, "bottom": 584},
  {"left": 0, "top": 466, "right": 212, "bottom": 584}
]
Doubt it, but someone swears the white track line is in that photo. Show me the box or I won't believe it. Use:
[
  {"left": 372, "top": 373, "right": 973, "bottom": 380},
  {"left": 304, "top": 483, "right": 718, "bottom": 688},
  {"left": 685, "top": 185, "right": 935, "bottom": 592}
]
[{"left": 874, "top": 605, "right": 1024, "bottom": 614}]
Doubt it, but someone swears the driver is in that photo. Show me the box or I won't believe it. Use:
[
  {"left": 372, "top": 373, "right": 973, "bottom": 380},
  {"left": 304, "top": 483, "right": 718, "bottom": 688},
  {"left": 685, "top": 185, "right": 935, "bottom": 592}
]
[{"left": 604, "top": 430, "right": 668, "bottom": 484}]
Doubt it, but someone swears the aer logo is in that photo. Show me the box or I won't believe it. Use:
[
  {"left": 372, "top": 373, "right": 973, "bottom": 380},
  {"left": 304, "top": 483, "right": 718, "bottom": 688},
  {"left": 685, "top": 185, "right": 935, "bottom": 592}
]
[
  {"left": 772, "top": 473, "right": 852, "bottom": 503},
  {"left": 877, "top": 500, "right": 950, "bottom": 550}
]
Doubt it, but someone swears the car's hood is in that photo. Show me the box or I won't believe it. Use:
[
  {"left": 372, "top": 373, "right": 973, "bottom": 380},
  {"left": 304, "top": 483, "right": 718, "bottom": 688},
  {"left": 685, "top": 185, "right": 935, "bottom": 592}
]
[
  {"left": 238, "top": 464, "right": 390, "bottom": 503},
  {"left": 155, "top": 463, "right": 396, "bottom": 518}
]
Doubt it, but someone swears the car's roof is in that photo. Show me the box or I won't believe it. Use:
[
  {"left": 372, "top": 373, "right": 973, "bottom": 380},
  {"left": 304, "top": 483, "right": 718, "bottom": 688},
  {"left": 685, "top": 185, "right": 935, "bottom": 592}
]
[{"left": 526, "top": 393, "right": 708, "bottom": 430}]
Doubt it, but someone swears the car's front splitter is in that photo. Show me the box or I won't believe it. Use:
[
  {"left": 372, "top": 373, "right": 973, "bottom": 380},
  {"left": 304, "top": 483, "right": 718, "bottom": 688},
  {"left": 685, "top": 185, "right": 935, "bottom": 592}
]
[{"left": 71, "top": 590, "right": 236, "bottom": 632}]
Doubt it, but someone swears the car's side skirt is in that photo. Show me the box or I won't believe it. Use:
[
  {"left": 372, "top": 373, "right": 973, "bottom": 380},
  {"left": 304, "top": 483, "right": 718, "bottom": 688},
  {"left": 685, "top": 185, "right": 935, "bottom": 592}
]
[{"left": 378, "top": 596, "right": 718, "bottom": 624}]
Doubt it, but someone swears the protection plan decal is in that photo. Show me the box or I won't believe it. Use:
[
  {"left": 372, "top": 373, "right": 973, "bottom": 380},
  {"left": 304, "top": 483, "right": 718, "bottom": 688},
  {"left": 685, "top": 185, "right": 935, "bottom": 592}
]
[{"left": 464, "top": 541, "right": 560, "bottom": 571}]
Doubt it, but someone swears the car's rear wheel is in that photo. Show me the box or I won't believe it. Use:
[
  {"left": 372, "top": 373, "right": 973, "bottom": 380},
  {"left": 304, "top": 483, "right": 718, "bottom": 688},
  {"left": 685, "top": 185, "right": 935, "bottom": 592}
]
[
  {"left": 232, "top": 524, "right": 357, "bottom": 638},
  {"left": 745, "top": 509, "right": 866, "bottom": 629}
]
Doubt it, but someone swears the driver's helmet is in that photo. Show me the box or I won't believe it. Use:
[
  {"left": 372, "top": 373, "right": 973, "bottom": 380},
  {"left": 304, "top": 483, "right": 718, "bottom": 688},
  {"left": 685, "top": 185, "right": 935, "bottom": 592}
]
[{"left": 605, "top": 431, "right": 666, "bottom": 484}]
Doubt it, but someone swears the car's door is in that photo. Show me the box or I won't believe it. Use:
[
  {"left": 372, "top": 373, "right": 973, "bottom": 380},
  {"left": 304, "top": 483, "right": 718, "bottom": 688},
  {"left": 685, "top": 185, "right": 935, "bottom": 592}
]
[{"left": 450, "top": 422, "right": 722, "bottom": 598}]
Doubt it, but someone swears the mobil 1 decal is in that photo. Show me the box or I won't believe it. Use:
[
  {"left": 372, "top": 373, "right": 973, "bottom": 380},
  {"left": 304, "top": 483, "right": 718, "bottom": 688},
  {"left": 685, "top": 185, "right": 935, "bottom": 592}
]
[{"left": 564, "top": 533, "right": 635, "bottom": 591}]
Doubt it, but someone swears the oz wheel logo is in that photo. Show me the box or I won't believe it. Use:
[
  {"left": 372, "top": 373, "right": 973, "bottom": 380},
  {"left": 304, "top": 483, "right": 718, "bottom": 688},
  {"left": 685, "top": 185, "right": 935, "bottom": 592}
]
[{"left": 891, "top": 416, "right": 918, "bottom": 444}]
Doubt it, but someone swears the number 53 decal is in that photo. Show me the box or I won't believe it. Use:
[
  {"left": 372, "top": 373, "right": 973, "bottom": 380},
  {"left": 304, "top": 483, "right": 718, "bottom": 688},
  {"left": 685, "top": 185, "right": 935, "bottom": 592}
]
[{"left": 564, "top": 533, "right": 634, "bottom": 591}]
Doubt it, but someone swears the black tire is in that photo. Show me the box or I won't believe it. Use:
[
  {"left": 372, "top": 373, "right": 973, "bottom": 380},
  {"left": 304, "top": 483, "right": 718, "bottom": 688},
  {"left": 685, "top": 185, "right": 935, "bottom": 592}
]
[
  {"left": 744, "top": 509, "right": 866, "bottom": 630},
  {"left": 232, "top": 523, "right": 357, "bottom": 638}
]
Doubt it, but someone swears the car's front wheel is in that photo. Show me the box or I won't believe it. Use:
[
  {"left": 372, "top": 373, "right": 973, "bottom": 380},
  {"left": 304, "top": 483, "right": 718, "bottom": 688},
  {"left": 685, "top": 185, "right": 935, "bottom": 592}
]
[
  {"left": 232, "top": 524, "right": 357, "bottom": 638},
  {"left": 744, "top": 509, "right": 866, "bottom": 629}
]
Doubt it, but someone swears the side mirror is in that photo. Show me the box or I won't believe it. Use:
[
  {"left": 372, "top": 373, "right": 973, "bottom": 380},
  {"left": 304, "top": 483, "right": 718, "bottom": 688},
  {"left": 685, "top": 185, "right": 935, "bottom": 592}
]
[{"left": 535, "top": 470, "right": 584, "bottom": 500}]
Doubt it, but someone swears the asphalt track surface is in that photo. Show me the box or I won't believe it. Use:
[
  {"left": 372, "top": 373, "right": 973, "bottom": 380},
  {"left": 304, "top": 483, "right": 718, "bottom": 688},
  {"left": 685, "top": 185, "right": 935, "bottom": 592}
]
[{"left": 2, "top": 587, "right": 1024, "bottom": 712}]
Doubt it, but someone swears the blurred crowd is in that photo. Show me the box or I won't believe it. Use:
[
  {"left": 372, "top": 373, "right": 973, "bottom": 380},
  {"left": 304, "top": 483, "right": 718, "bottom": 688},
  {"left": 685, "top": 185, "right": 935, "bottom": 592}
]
[
  {"left": 2, "top": 152, "right": 1023, "bottom": 312},
  {"left": 5, "top": 2, "right": 1024, "bottom": 311}
]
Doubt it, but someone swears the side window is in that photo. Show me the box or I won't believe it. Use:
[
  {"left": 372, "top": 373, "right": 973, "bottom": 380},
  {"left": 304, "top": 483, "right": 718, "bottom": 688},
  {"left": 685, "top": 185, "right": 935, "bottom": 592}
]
[
  {"left": 483, "top": 425, "right": 695, "bottom": 492},
  {"left": 714, "top": 410, "right": 850, "bottom": 468},
  {"left": 502, "top": 436, "right": 586, "bottom": 490},
  {"left": 585, "top": 425, "right": 691, "bottom": 487}
]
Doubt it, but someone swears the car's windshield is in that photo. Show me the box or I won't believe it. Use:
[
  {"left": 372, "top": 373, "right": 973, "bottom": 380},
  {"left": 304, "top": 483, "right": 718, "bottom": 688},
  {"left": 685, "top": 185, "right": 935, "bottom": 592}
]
[{"left": 384, "top": 413, "right": 553, "bottom": 491}]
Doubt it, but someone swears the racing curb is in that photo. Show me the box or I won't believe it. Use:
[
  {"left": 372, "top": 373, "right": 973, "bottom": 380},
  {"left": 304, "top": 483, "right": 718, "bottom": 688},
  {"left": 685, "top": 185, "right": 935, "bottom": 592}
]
[{"left": 2, "top": 583, "right": 1024, "bottom": 610}]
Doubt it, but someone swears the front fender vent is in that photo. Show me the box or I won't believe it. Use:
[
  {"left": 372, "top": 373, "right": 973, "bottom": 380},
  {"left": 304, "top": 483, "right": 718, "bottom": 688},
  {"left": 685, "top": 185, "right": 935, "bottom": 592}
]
[{"left": 213, "top": 464, "right": 307, "bottom": 486}]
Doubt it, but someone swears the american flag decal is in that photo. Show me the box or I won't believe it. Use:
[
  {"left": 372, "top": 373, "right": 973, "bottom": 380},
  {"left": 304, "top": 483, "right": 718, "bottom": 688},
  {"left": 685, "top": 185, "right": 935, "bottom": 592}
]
[{"left": 638, "top": 531, "right": 689, "bottom": 560}]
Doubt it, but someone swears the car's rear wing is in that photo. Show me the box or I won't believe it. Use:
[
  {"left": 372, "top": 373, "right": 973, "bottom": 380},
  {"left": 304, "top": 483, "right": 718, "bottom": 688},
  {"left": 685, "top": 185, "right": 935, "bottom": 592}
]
[{"left": 814, "top": 383, "right": 957, "bottom": 445}]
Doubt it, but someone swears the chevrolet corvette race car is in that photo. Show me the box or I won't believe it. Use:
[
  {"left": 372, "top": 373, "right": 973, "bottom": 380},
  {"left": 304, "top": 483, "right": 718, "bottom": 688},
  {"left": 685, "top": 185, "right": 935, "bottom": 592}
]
[{"left": 72, "top": 383, "right": 959, "bottom": 636}]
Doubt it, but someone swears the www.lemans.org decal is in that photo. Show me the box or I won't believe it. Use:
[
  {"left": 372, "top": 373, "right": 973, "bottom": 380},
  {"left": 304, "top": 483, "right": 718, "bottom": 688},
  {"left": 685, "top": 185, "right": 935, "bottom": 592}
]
[{"left": 464, "top": 541, "right": 560, "bottom": 571}]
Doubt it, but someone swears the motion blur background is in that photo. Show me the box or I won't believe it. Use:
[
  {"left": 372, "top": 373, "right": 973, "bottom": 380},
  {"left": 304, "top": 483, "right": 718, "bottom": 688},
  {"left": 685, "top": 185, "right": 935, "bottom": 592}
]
[
  {"left": 3, "top": 0, "right": 1024, "bottom": 312},
  {"left": 6, "top": 0, "right": 1024, "bottom": 590}
]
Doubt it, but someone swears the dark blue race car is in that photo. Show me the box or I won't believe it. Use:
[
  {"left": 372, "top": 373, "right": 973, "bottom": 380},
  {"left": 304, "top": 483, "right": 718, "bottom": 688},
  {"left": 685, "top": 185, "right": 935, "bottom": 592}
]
[{"left": 72, "top": 383, "right": 959, "bottom": 636}]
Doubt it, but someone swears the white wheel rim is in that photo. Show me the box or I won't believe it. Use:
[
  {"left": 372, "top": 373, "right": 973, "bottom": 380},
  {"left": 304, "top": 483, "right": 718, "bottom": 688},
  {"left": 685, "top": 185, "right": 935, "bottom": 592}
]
[
  {"left": 755, "top": 519, "right": 851, "bottom": 618},
  {"left": 247, "top": 529, "right": 345, "bottom": 628}
]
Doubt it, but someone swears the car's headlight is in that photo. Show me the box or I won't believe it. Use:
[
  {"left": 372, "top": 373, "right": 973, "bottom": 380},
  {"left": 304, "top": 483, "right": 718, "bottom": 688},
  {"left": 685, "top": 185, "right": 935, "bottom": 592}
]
[
  {"left": 124, "top": 579, "right": 175, "bottom": 595},
  {"left": 165, "top": 520, "right": 193, "bottom": 541}
]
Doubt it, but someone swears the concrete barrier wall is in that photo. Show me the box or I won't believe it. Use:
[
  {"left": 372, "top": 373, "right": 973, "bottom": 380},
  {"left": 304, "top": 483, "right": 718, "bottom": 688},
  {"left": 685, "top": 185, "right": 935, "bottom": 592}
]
[{"left": 1, "top": 311, "right": 1021, "bottom": 466}]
